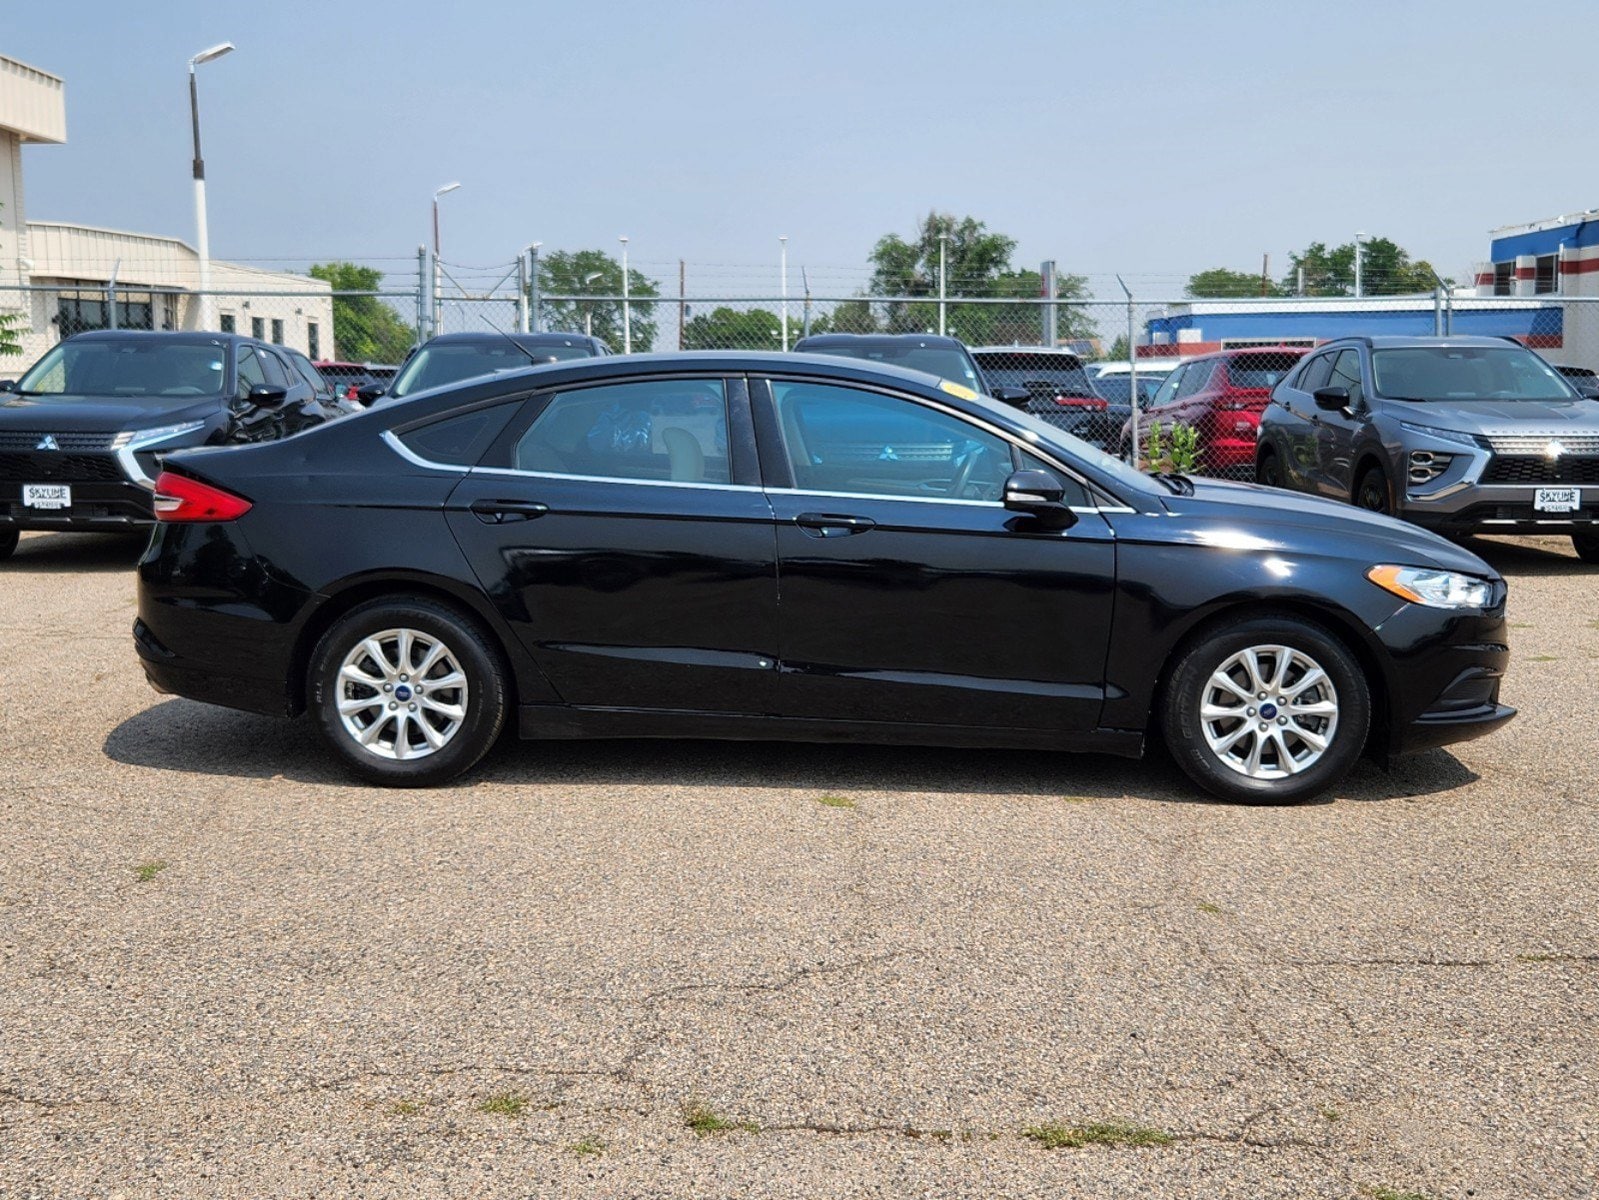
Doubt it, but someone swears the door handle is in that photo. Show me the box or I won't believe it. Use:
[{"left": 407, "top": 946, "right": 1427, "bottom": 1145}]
[
  {"left": 794, "top": 512, "right": 875, "bottom": 538},
  {"left": 469, "top": 499, "right": 550, "bottom": 524}
]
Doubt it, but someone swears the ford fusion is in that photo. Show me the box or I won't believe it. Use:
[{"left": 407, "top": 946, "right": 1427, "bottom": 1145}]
[
  {"left": 133, "top": 352, "right": 1514, "bottom": 803},
  {"left": 0, "top": 330, "right": 341, "bottom": 558}
]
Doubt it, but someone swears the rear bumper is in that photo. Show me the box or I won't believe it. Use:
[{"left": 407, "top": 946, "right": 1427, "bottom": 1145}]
[{"left": 135, "top": 618, "right": 292, "bottom": 717}]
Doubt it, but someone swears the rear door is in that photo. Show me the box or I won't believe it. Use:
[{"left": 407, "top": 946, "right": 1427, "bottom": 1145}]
[
  {"left": 444, "top": 375, "right": 780, "bottom": 715},
  {"left": 753, "top": 377, "right": 1117, "bottom": 733}
]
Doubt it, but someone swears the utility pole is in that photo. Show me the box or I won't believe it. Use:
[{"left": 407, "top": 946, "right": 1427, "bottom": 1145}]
[
  {"left": 516, "top": 250, "right": 529, "bottom": 333},
  {"left": 802, "top": 266, "right": 812, "bottom": 339},
  {"left": 528, "top": 243, "right": 541, "bottom": 333},
  {"left": 938, "top": 233, "right": 948, "bottom": 336},
  {"left": 619, "top": 235, "right": 631, "bottom": 354},
  {"left": 1260, "top": 253, "right": 1270, "bottom": 296},
  {"left": 1041, "top": 259, "right": 1058, "bottom": 347},
  {"left": 678, "top": 259, "right": 686, "bottom": 351}
]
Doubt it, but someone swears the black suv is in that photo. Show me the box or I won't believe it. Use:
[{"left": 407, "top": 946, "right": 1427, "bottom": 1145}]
[
  {"left": 792, "top": 333, "right": 1030, "bottom": 406},
  {"left": 366, "top": 332, "right": 611, "bottom": 405},
  {"left": 1256, "top": 335, "right": 1599, "bottom": 562},
  {"left": 0, "top": 330, "right": 343, "bottom": 556}
]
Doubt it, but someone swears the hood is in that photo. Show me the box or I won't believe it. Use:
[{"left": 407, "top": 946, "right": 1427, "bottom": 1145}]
[
  {"left": 1383, "top": 396, "right": 1599, "bottom": 432},
  {"left": 1163, "top": 476, "right": 1498, "bottom": 578},
  {"left": 0, "top": 393, "right": 224, "bottom": 433}
]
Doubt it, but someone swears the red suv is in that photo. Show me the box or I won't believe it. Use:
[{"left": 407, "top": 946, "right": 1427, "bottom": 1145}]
[{"left": 1119, "top": 347, "right": 1308, "bottom": 478}]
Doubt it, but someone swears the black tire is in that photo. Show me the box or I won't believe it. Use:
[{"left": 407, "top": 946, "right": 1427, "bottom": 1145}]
[
  {"left": 308, "top": 596, "right": 507, "bottom": 787},
  {"left": 0, "top": 527, "right": 17, "bottom": 560},
  {"left": 1256, "top": 450, "right": 1283, "bottom": 488},
  {"left": 1161, "top": 614, "right": 1371, "bottom": 805},
  {"left": 1574, "top": 533, "right": 1599, "bottom": 564},
  {"left": 1354, "top": 464, "right": 1391, "bottom": 514}
]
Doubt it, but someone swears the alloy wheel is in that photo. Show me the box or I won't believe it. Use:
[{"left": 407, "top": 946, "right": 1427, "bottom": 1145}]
[
  {"left": 1199, "top": 644, "right": 1339, "bottom": 779},
  {"left": 335, "top": 627, "right": 470, "bottom": 760}
]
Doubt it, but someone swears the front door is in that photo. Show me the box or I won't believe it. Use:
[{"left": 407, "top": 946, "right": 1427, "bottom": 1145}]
[
  {"left": 1314, "top": 348, "right": 1366, "bottom": 499},
  {"left": 754, "top": 378, "right": 1117, "bottom": 733},
  {"left": 445, "top": 376, "right": 779, "bottom": 715}
]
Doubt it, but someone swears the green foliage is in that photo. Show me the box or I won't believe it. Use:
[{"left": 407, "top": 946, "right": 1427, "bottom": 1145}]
[
  {"left": 308, "top": 262, "right": 417, "bottom": 363},
  {"left": 867, "top": 212, "right": 1094, "bottom": 344},
  {"left": 476, "top": 1093, "right": 528, "bottom": 1117},
  {"left": 1141, "top": 422, "right": 1202, "bottom": 473},
  {"left": 569, "top": 1136, "right": 606, "bottom": 1156},
  {"left": 682, "top": 306, "right": 786, "bottom": 350},
  {"left": 1023, "top": 1120, "right": 1172, "bottom": 1149},
  {"left": 683, "top": 1102, "right": 759, "bottom": 1136},
  {"left": 535, "top": 249, "right": 660, "bottom": 353},
  {"left": 1186, "top": 267, "right": 1282, "bottom": 299},
  {"left": 1281, "top": 237, "right": 1446, "bottom": 297},
  {"left": 0, "top": 202, "right": 22, "bottom": 356},
  {"left": 134, "top": 860, "right": 169, "bottom": 883},
  {"left": 817, "top": 794, "right": 856, "bottom": 809}
]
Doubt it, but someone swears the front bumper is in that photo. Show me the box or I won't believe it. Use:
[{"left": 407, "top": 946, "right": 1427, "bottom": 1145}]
[
  {"left": 1374, "top": 600, "right": 1515, "bottom": 758},
  {"left": 1, "top": 458, "right": 156, "bottom": 530}
]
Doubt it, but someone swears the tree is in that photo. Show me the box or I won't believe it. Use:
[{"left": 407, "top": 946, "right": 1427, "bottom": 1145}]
[
  {"left": 682, "top": 306, "right": 785, "bottom": 350},
  {"left": 307, "top": 262, "right": 417, "bottom": 362},
  {"left": 1186, "top": 267, "right": 1283, "bottom": 299},
  {"left": 1280, "top": 237, "right": 1446, "bottom": 297},
  {"left": 0, "top": 203, "right": 22, "bottom": 356},
  {"left": 867, "top": 212, "right": 1094, "bottom": 344},
  {"left": 535, "top": 249, "right": 660, "bottom": 353}
]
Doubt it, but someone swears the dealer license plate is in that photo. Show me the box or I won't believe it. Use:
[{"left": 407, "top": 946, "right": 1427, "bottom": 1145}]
[
  {"left": 1534, "top": 487, "right": 1580, "bottom": 514},
  {"left": 22, "top": 484, "right": 71, "bottom": 510}
]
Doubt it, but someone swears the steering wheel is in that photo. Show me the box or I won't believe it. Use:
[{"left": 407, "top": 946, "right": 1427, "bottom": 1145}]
[{"left": 947, "top": 444, "right": 989, "bottom": 498}]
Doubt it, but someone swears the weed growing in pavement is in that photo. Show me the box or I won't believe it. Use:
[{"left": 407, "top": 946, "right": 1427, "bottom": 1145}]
[
  {"left": 569, "top": 1136, "right": 606, "bottom": 1156},
  {"left": 1196, "top": 902, "right": 1225, "bottom": 915},
  {"left": 134, "top": 861, "right": 168, "bottom": 883},
  {"left": 1023, "top": 1120, "right": 1172, "bottom": 1149},
  {"left": 1320, "top": 1106, "right": 1341, "bottom": 1121},
  {"left": 683, "top": 1102, "right": 760, "bottom": 1136},
  {"left": 477, "top": 1093, "right": 528, "bottom": 1117},
  {"left": 1527, "top": 655, "right": 1558, "bottom": 662},
  {"left": 388, "top": 1100, "right": 424, "bottom": 1116},
  {"left": 1361, "top": 1187, "right": 1434, "bottom": 1200},
  {"left": 816, "top": 794, "right": 856, "bottom": 809}
]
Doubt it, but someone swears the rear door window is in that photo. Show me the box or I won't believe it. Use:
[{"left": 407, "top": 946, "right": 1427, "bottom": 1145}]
[
  {"left": 1175, "top": 362, "right": 1213, "bottom": 399},
  {"left": 1327, "top": 349, "right": 1365, "bottom": 407},
  {"left": 1297, "top": 353, "right": 1335, "bottom": 394},
  {"left": 510, "top": 379, "right": 730, "bottom": 485}
]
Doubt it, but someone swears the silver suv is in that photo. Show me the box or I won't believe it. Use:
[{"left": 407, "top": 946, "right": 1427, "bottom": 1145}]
[{"left": 1255, "top": 336, "right": 1599, "bottom": 563}]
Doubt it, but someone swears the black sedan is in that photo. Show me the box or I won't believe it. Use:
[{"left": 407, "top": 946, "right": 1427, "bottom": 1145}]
[
  {"left": 0, "top": 330, "right": 343, "bottom": 556},
  {"left": 134, "top": 352, "right": 1514, "bottom": 803}
]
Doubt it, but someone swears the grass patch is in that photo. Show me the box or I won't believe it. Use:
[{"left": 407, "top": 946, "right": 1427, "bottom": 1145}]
[
  {"left": 816, "top": 794, "right": 856, "bottom": 809},
  {"left": 134, "top": 860, "right": 168, "bottom": 883},
  {"left": 683, "top": 1102, "right": 760, "bottom": 1136},
  {"left": 388, "top": 1099, "right": 424, "bottom": 1116},
  {"left": 1320, "top": 1105, "right": 1341, "bottom": 1121},
  {"left": 1517, "top": 952, "right": 1554, "bottom": 963},
  {"left": 1361, "top": 1187, "right": 1434, "bottom": 1200},
  {"left": 569, "top": 1136, "right": 606, "bottom": 1157},
  {"left": 477, "top": 1093, "right": 528, "bottom": 1117},
  {"left": 1527, "top": 655, "right": 1558, "bottom": 662},
  {"left": 1023, "top": 1120, "right": 1172, "bottom": 1149},
  {"left": 1196, "top": 901, "right": 1225, "bottom": 915}
]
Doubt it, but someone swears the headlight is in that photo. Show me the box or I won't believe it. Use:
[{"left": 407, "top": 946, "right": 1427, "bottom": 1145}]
[
  {"left": 1367, "top": 564, "right": 1493, "bottom": 609},
  {"left": 1398, "top": 421, "right": 1483, "bottom": 449},
  {"left": 111, "top": 420, "right": 208, "bottom": 450}
]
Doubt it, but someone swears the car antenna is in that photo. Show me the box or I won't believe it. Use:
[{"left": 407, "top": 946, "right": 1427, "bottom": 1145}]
[{"left": 473, "top": 311, "right": 554, "bottom": 370}]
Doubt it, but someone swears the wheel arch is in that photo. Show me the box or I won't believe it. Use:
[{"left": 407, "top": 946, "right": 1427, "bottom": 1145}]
[{"left": 1351, "top": 450, "right": 1395, "bottom": 505}]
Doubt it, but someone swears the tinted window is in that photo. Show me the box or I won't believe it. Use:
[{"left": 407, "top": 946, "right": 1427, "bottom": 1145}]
[
  {"left": 398, "top": 401, "right": 522, "bottom": 466},
  {"left": 1327, "top": 350, "right": 1365, "bottom": 406},
  {"left": 1148, "top": 367, "right": 1184, "bottom": 409},
  {"left": 236, "top": 347, "right": 266, "bottom": 397},
  {"left": 1297, "top": 352, "right": 1335, "bottom": 394},
  {"left": 798, "top": 342, "right": 983, "bottom": 393},
  {"left": 1225, "top": 352, "right": 1301, "bottom": 389},
  {"left": 16, "top": 339, "right": 227, "bottom": 400},
  {"left": 770, "top": 381, "right": 1013, "bottom": 502},
  {"left": 286, "top": 350, "right": 329, "bottom": 396},
  {"left": 1175, "top": 362, "right": 1213, "bottom": 399},
  {"left": 258, "top": 348, "right": 290, "bottom": 388},
  {"left": 1018, "top": 449, "right": 1090, "bottom": 507},
  {"left": 975, "top": 354, "right": 1096, "bottom": 399},
  {"left": 390, "top": 342, "right": 595, "bottom": 398},
  {"left": 512, "top": 379, "right": 728, "bottom": 484},
  {"left": 1370, "top": 346, "right": 1574, "bottom": 402},
  {"left": 1089, "top": 375, "right": 1159, "bottom": 407}
]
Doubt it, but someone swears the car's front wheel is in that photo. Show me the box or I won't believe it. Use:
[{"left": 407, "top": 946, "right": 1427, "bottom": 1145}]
[
  {"left": 308, "top": 597, "right": 507, "bottom": 786},
  {"left": 1355, "top": 465, "right": 1392, "bottom": 514},
  {"left": 1573, "top": 533, "right": 1599, "bottom": 564},
  {"left": 1161, "top": 615, "right": 1371, "bottom": 804},
  {"left": 1256, "top": 450, "right": 1283, "bottom": 488}
]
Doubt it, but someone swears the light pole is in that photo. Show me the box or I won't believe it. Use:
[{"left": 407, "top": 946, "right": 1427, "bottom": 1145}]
[
  {"left": 582, "top": 271, "right": 602, "bottom": 338},
  {"left": 619, "top": 236, "right": 631, "bottom": 354},
  {"left": 1354, "top": 231, "right": 1369, "bottom": 298},
  {"left": 430, "top": 182, "right": 461, "bottom": 335},
  {"left": 938, "top": 232, "right": 948, "bottom": 336},
  {"left": 526, "top": 241, "right": 541, "bottom": 333},
  {"left": 188, "top": 41, "right": 234, "bottom": 331},
  {"left": 779, "top": 235, "right": 789, "bottom": 351}
]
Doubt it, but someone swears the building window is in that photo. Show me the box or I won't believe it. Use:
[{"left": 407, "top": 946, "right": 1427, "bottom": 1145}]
[
  {"left": 219, "top": 313, "right": 236, "bottom": 333},
  {"left": 55, "top": 289, "right": 156, "bottom": 336},
  {"left": 1493, "top": 262, "right": 1514, "bottom": 296},
  {"left": 307, "top": 321, "right": 320, "bottom": 360},
  {"left": 1535, "top": 254, "right": 1558, "bottom": 295},
  {"left": 251, "top": 316, "right": 265, "bottom": 340},
  {"left": 271, "top": 318, "right": 284, "bottom": 344}
]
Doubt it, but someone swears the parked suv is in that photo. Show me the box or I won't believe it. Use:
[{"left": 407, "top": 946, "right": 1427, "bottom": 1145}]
[
  {"left": 1255, "top": 335, "right": 1599, "bottom": 562},
  {"left": 972, "top": 345, "right": 1119, "bottom": 448},
  {"left": 367, "top": 331, "right": 610, "bottom": 404},
  {"left": 793, "top": 333, "right": 1030, "bottom": 407},
  {"left": 0, "top": 330, "right": 343, "bottom": 557},
  {"left": 1120, "top": 347, "right": 1307, "bottom": 478}
]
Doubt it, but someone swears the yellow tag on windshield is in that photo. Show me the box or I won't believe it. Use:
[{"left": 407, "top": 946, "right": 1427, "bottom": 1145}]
[{"left": 939, "top": 380, "right": 979, "bottom": 401}]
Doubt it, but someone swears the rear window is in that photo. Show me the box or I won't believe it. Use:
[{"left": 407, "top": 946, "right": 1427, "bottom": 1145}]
[
  {"left": 1226, "top": 353, "right": 1303, "bottom": 390},
  {"left": 975, "top": 354, "right": 1096, "bottom": 398}
]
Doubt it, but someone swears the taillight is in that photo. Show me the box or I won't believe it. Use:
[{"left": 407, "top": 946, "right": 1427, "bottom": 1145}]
[
  {"left": 152, "top": 471, "right": 253, "bottom": 522},
  {"left": 1053, "top": 394, "right": 1108, "bottom": 410}
]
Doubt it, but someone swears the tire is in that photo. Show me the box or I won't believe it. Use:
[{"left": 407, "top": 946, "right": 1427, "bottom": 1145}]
[
  {"left": 1256, "top": 450, "right": 1283, "bottom": 488},
  {"left": 308, "top": 596, "right": 507, "bottom": 787},
  {"left": 1354, "top": 464, "right": 1391, "bottom": 514},
  {"left": 1574, "top": 533, "right": 1599, "bottom": 564},
  {"left": 0, "top": 527, "right": 17, "bottom": 560},
  {"left": 1161, "top": 614, "right": 1371, "bottom": 805}
]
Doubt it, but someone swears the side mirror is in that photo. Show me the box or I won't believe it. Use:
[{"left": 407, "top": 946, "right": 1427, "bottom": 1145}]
[
  {"left": 1313, "top": 386, "right": 1350, "bottom": 412},
  {"left": 1003, "top": 468, "right": 1078, "bottom": 529},
  {"left": 0, "top": 380, "right": 15, "bottom": 392},
  {"left": 247, "top": 383, "right": 289, "bottom": 407},
  {"left": 989, "top": 384, "right": 1032, "bottom": 409},
  {"left": 355, "top": 383, "right": 386, "bottom": 406},
  {"left": 1576, "top": 381, "right": 1599, "bottom": 400}
]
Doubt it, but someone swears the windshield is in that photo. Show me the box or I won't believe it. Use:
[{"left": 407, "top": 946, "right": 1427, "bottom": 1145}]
[
  {"left": 1371, "top": 346, "right": 1577, "bottom": 402},
  {"left": 15, "top": 339, "right": 227, "bottom": 401},
  {"left": 978, "top": 356, "right": 1097, "bottom": 398},
  {"left": 803, "top": 343, "right": 982, "bottom": 392},
  {"left": 388, "top": 342, "right": 594, "bottom": 398}
]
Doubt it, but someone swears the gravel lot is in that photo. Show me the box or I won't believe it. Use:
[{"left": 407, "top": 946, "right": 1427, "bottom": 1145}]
[{"left": 1, "top": 530, "right": 1595, "bottom": 1199}]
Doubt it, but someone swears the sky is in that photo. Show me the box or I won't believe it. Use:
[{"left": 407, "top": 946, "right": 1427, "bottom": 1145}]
[{"left": 6, "top": 0, "right": 1595, "bottom": 301}]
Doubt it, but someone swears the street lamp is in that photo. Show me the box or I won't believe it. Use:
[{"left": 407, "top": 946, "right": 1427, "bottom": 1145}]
[
  {"left": 619, "top": 235, "right": 631, "bottom": 354},
  {"left": 779, "top": 235, "right": 789, "bottom": 351},
  {"left": 188, "top": 41, "right": 234, "bottom": 331},
  {"left": 938, "top": 232, "right": 948, "bottom": 336},
  {"left": 1354, "top": 231, "right": 1370, "bottom": 298},
  {"left": 431, "top": 182, "right": 460, "bottom": 336},
  {"left": 582, "top": 271, "right": 603, "bottom": 338}
]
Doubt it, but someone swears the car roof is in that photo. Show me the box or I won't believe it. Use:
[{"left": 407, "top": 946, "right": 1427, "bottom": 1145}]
[
  {"left": 418, "top": 331, "right": 597, "bottom": 347},
  {"left": 66, "top": 330, "right": 249, "bottom": 347},
  {"left": 971, "top": 345, "right": 1084, "bottom": 359},
  {"left": 1321, "top": 335, "right": 1531, "bottom": 350},
  {"left": 794, "top": 333, "right": 970, "bottom": 350}
]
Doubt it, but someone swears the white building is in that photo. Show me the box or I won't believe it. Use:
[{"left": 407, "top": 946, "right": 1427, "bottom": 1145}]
[{"left": 0, "top": 52, "right": 333, "bottom": 366}]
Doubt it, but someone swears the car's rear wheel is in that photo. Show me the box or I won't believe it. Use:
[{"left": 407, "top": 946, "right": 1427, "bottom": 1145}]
[
  {"left": 309, "top": 597, "right": 507, "bottom": 786},
  {"left": 1355, "top": 465, "right": 1391, "bottom": 514},
  {"left": 0, "top": 527, "right": 17, "bottom": 560},
  {"left": 1574, "top": 533, "right": 1599, "bottom": 564},
  {"left": 1256, "top": 450, "right": 1283, "bottom": 488},
  {"left": 1161, "top": 615, "right": 1370, "bottom": 804}
]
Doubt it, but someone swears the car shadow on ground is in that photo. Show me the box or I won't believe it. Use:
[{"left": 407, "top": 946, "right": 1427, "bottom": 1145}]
[
  {"left": 103, "top": 698, "right": 1477, "bottom": 806},
  {"left": 1464, "top": 535, "right": 1592, "bottom": 578},
  {"left": 5, "top": 531, "right": 148, "bottom": 573}
]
